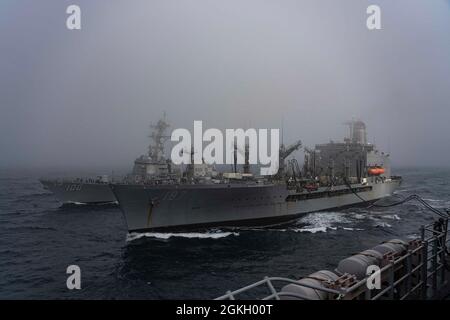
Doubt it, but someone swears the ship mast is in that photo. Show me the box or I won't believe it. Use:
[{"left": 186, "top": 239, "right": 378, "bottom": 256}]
[{"left": 148, "top": 113, "right": 170, "bottom": 162}]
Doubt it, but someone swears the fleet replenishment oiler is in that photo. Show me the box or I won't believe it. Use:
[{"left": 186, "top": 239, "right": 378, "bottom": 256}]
[{"left": 110, "top": 119, "right": 402, "bottom": 232}]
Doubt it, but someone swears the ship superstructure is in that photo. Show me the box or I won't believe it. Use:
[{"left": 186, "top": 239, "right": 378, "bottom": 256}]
[
  {"left": 301, "top": 120, "right": 391, "bottom": 186},
  {"left": 129, "top": 116, "right": 180, "bottom": 183}
]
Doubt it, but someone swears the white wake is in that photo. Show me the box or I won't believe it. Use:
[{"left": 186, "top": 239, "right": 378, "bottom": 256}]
[{"left": 127, "top": 230, "right": 239, "bottom": 241}]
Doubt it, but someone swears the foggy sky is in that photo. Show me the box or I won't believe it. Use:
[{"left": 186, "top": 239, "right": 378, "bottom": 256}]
[{"left": 1, "top": 0, "right": 449, "bottom": 170}]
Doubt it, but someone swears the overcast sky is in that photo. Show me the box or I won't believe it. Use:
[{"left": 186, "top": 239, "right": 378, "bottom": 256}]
[{"left": 1, "top": 0, "right": 449, "bottom": 170}]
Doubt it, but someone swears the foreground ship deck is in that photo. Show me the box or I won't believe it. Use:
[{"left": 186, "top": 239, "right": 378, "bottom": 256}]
[
  {"left": 111, "top": 178, "right": 401, "bottom": 232},
  {"left": 216, "top": 216, "right": 450, "bottom": 300}
]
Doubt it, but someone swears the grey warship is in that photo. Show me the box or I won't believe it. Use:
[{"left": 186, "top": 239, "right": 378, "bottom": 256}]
[
  {"left": 40, "top": 116, "right": 174, "bottom": 204},
  {"left": 111, "top": 120, "right": 402, "bottom": 232}
]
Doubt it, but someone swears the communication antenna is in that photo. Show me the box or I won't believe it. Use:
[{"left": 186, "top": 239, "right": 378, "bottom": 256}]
[{"left": 388, "top": 135, "right": 391, "bottom": 155}]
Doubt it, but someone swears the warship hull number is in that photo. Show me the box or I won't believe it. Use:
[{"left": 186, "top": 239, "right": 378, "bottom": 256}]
[{"left": 66, "top": 184, "right": 82, "bottom": 192}]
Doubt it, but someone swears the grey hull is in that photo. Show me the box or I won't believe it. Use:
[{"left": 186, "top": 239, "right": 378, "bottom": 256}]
[
  {"left": 111, "top": 179, "right": 401, "bottom": 232},
  {"left": 40, "top": 180, "right": 117, "bottom": 204}
]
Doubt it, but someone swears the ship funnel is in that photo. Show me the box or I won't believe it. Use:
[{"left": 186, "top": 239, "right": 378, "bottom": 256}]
[{"left": 346, "top": 120, "right": 367, "bottom": 145}]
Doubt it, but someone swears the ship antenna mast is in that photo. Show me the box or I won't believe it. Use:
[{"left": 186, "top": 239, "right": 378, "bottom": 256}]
[{"left": 148, "top": 114, "right": 170, "bottom": 162}]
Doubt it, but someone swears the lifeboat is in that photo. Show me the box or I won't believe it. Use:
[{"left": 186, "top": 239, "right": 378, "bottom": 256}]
[{"left": 368, "top": 166, "right": 385, "bottom": 176}]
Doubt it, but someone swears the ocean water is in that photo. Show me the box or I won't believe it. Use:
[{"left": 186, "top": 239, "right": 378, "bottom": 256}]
[{"left": 0, "top": 167, "right": 449, "bottom": 299}]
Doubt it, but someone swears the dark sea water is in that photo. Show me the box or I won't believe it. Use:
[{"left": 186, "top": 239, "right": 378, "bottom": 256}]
[{"left": 0, "top": 167, "right": 449, "bottom": 299}]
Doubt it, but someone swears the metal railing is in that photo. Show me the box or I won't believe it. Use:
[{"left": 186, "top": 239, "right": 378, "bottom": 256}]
[{"left": 216, "top": 218, "right": 449, "bottom": 300}]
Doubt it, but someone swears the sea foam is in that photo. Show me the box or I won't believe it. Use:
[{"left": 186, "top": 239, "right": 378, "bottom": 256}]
[{"left": 127, "top": 230, "right": 239, "bottom": 241}]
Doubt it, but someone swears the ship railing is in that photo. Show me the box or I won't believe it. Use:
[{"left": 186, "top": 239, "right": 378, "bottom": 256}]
[
  {"left": 51, "top": 177, "right": 111, "bottom": 184},
  {"left": 47, "top": 175, "right": 129, "bottom": 184},
  {"left": 347, "top": 218, "right": 449, "bottom": 300},
  {"left": 215, "top": 218, "right": 449, "bottom": 300},
  {"left": 215, "top": 277, "right": 343, "bottom": 300}
]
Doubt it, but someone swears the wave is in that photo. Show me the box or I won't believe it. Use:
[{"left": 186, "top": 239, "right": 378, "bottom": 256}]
[
  {"left": 374, "top": 222, "right": 392, "bottom": 228},
  {"left": 381, "top": 214, "right": 401, "bottom": 220},
  {"left": 423, "top": 198, "right": 444, "bottom": 203},
  {"left": 287, "top": 210, "right": 398, "bottom": 233},
  {"left": 291, "top": 211, "right": 353, "bottom": 233},
  {"left": 126, "top": 230, "right": 239, "bottom": 241},
  {"left": 293, "top": 226, "right": 327, "bottom": 233},
  {"left": 291, "top": 225, "right": 364, "bottom": 233},
  {"left": 65, "top": 201, "right": 88, "bottom": 206},
  {"left": 60, "top": 201, "right": 119, "bottom": 209},
  {"left": 298, "top": 211, "right": 352, "bottom": 226},
  {"left": 65, "top": 201, "right": 118, "bottom": 206},
  {"left": 395, "top": 189, "right": 411, "bottom": 193},
  {"left": 352, "top": 211, "right": 401, "bottom": 223}
]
